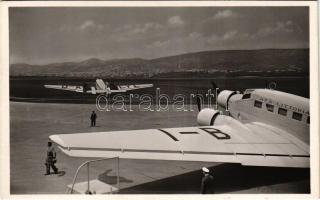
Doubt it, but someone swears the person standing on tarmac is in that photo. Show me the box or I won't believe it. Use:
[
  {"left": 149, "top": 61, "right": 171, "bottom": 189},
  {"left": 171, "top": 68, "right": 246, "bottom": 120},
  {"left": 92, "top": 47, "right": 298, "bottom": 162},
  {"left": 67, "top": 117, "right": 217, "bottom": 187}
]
[
  {"left": 200, "top": 167, "right": 214, "bottom": 194},
  {"left": 44, "top": 142, "right": 58, "bottom": 175},
  {"left": 90, "top": 111, "right": 97, "bottom": 127}
]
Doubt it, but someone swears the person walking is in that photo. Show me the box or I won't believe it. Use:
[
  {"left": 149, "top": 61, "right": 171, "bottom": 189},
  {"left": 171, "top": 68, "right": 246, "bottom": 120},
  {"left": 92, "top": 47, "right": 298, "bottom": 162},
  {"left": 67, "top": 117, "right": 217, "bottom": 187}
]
[
  {"left": 200, "top": 167, "right": 214, "bottom": 194},
  {"left": 44, "top": 142, "right": 58, "bottom": 175},
  {"left": 90, "top": 111, "right": 97, "bottom": 127}
]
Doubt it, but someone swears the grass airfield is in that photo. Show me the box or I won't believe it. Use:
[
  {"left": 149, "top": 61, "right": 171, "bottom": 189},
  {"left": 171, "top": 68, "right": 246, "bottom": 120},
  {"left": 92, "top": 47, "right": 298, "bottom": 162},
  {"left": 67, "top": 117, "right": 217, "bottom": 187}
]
[{"left": 10, "top": 102, "right": 310, "bottom": 194}]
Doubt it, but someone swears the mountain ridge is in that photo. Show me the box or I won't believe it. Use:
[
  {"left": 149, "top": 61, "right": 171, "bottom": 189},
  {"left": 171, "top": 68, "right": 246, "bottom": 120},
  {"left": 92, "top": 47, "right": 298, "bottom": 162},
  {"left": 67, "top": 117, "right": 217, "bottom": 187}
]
[{"left": 10, "top": 49, "right": 309, "bottom": 78}]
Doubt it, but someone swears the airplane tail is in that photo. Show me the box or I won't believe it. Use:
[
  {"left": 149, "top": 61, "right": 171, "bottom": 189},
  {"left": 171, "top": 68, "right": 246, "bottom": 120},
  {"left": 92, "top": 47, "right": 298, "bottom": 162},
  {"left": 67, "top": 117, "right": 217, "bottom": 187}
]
[{"left": 96, "top": 79, "right": 106, "bottom": 90}]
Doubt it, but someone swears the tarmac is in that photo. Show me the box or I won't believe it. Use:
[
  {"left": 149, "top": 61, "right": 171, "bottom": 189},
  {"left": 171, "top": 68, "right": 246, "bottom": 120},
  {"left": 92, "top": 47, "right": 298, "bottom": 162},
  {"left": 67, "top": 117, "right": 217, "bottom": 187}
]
[{"left": 10, "top": 102, "right": 310, "bottom": 194}]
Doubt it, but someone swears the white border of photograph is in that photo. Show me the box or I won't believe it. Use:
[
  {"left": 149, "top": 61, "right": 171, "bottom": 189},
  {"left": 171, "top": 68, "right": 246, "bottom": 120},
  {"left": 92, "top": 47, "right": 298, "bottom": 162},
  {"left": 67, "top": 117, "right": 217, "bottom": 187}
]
[{"left": 0, "top": 1, "right": 319, "bottom": 199}]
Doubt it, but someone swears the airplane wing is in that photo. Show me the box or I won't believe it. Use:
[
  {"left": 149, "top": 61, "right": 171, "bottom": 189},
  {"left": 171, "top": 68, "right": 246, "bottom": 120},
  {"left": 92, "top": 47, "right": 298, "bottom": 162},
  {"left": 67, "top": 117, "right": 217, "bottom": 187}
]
[
  {"left": 44, "top": 85, "right": 84, "bottom": 93},
  {"left": 49, "top": 122, "right": 309, "bottom": 168},
  {"left": 115, "top": 84, "right": 153, "bottom": 92},
  {"left": 44, "top": 84, "right": 100, "bottom": 94}
]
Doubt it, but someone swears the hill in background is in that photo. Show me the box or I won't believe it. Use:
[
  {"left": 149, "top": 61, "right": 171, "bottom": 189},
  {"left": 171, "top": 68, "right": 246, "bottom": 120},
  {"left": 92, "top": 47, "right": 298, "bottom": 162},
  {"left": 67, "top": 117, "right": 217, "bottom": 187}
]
[{"left": 10, "top": 49, "right": 309, "bottom": 78}]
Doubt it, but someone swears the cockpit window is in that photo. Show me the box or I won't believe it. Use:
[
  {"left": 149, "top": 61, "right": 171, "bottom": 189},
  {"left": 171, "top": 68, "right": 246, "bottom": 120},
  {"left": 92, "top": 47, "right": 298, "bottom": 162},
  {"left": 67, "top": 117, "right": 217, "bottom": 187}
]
[
  {"left": 254, "top": 100, "right": 262, "bottom": 108},
  {"left": 266, "top": 103, "right": 274, "bottom": 112},
  {"left": 292, "top": 112, "right": 302, "bottom": 121},
  {"left": 278, "top": 108, "right": 287, "bottom": 116},
  {"left": 242, "top": 93, "right": 251, "bottom": 99}
]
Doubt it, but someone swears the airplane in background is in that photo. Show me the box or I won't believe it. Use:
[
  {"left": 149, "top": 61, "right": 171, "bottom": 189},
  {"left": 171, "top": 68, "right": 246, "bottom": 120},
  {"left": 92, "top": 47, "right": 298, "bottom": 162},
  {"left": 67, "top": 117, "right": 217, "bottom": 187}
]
[
  {"left": 44, "top": 79, "right": 153, "bottom": 95},
  {"left": 49, "top": 87, "right": 310, "bottom": 168}
]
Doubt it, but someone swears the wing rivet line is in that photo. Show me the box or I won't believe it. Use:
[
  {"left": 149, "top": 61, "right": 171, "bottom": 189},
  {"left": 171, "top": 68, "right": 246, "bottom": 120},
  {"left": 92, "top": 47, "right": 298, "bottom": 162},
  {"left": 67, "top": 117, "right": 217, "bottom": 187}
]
[{"left": 55, "top": 144, "right": 310, "bottom": 159}]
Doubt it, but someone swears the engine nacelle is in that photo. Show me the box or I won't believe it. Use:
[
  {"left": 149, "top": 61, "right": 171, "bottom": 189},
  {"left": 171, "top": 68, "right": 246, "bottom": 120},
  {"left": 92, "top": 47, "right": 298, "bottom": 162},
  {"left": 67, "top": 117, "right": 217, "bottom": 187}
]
[
  {"left": 217, "top": 90, "right": 237, "bottom": 109},
  {"left": 197, "top": 108, "right": 220, "bottom": 126},
  {"left": 197, "top": 108, "right": 246, "bottom": 129}
]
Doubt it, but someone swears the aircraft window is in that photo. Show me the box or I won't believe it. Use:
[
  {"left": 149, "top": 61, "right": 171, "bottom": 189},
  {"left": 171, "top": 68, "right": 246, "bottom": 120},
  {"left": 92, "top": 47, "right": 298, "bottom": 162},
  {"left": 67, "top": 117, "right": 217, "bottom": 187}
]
[
  {"left": 292, "top": 112, "right": 302, "bottom": 121},
  {"left": 278, "top": 108, "right": 287, "bottom": 116},
  {"left": 254, "top": 100, "right": 262, "bottom": 108},
  {"left": 266, "top": 104, "right": 274, "bottom": 112},
  {"left": 307, "top": 116, "right": 310, "bottom": 124},
  {"left": 242, "top": 93, "right": 251, "bottom": 99}
]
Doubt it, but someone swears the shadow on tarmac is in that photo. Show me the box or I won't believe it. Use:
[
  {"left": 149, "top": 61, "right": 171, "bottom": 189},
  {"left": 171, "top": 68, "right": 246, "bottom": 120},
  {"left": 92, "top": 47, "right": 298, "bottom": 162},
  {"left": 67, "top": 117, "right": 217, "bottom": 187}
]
[
  {"left": 119, "top": 163, "right": 310, "bottom": 194},
  {"left": 98, "top": 169, "right": 133, "bottom": 184}
]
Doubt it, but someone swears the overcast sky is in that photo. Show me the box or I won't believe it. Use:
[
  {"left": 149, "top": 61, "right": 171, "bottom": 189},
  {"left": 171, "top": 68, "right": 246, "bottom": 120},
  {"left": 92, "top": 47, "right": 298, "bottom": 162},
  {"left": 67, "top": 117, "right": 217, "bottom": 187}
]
[{"left": 10, "top": 7, "right": 309, "bottom": 65}]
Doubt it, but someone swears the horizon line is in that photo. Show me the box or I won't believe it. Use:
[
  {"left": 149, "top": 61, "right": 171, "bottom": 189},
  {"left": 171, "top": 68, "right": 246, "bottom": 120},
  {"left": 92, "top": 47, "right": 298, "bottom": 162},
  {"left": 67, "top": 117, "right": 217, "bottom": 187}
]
[{"left": 10, "top": 47, "right": 309, "bottom": 66}]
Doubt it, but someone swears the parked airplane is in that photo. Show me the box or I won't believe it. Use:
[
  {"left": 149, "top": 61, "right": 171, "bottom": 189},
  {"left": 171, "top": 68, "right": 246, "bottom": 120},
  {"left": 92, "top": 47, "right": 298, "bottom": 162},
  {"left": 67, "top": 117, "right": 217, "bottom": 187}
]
[
  {"left": 44, "top": 79, "right": 153, "bottom": 95},
  {"left": 49, "top": 88, "right": 310, "bottom": 168}
]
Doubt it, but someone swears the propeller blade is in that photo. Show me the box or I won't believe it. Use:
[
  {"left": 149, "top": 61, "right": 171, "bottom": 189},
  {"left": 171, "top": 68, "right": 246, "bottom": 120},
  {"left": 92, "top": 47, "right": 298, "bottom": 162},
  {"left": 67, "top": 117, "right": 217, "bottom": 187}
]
[
  {"left": 83, "top": 83, "right": 88, "bottom": 92},
  {"left": 210, "top": 80, "right": 220, "bottom": 108},
  {"left": 210, "top": 80, "right": 220, "bottom": 94},
  {"left": 265, "top": 80, "right": 269, "bottom": 89},
  {"left": 196, "top": 91, "right": 201, "bottom": 112},
  {"left": 265, "top": 80, "right": 277, "bottom": 90},
  {"left": 210, "top": 81, "right": 218, "bottom": 91}
]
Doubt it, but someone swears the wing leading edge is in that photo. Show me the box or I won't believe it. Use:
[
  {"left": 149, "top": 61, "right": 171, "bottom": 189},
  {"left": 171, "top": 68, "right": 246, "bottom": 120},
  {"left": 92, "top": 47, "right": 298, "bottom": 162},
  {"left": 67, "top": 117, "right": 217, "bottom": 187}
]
[
  {"left": 116, "top": 84, "right": 154, "bottom": 92},
  {"left": 44, "top": 83, "right": 153, "bottom": 94},
  {"left": 49, "top": 124, "right": 309, "bottom": 168},
  {"left": 44, "top": 85, "right": 84, "bottom": 93}
]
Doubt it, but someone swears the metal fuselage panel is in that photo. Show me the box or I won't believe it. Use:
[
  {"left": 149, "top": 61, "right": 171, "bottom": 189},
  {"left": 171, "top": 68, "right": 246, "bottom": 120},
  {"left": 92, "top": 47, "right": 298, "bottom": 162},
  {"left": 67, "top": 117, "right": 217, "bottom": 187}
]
[{"left": 228, "top": 91, "right": 310, "bottom": 144}]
